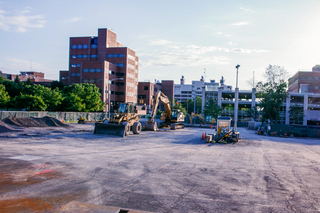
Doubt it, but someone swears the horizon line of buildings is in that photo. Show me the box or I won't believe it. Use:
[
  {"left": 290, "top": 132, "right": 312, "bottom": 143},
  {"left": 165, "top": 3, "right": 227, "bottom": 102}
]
[{"left": 1, "top": 27, "right": 320, "bottom": 126}]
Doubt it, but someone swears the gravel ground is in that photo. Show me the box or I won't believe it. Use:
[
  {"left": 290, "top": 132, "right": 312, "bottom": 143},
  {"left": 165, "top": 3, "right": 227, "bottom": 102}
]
[{"left": 1, "top": 124, "right": 320, "bottom": 212}]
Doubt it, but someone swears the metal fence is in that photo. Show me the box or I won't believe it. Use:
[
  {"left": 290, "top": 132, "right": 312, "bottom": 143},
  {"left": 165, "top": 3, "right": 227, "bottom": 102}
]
[{"left": 0, "top": 111, "right": 110, "bottom": 122}]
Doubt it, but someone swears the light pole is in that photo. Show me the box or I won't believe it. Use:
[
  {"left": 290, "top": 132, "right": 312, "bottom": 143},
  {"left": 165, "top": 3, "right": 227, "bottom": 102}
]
[
  {"left": 108, "top": 77, "right": 123, "bottom": 119},
  {"left": 234, "top": 64, "right": 240, "bottom": 131}
]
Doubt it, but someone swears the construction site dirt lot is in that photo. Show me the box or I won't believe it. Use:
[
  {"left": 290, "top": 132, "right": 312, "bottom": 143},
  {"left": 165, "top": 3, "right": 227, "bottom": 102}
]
[{"left": 1, "top": 124, "right": 320, "bottom": 212}]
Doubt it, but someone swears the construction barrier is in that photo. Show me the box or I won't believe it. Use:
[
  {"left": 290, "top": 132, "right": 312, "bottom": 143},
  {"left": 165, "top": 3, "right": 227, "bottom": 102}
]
[
  {"left": 270, "top": 124, "right": 320, "bottom": 138},
  {"left": 0, "top": 111, "right": 110, "bottom": 123}
]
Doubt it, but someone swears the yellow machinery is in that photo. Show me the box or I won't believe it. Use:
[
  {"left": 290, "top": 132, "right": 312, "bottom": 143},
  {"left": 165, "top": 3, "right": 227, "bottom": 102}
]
[
  {"left": 189, "top": 113, "right": 215, "bottom": 124},
  {"left": 94, "top": 103, "right": 142, "bottom": 137},
  {"left": 145, "top": 91, "right": 185, "bottom": 131}
]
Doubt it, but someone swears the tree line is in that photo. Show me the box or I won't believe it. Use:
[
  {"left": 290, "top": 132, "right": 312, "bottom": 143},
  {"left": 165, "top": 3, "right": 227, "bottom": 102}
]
[{"left": 0, "top": 76, "right": 105, "bottom": 112}]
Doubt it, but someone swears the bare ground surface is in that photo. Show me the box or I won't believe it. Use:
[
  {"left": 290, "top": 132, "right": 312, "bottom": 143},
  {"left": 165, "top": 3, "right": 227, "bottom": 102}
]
[{"left": 1, "top": 124, "right": 320, "bottom": 212}]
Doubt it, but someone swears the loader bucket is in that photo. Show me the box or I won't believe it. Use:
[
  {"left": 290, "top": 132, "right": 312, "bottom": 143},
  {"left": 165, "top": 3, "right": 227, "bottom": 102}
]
[
  {"left": 94, "top": 123, "right": 126, "bottom": 137},
  {"left": 144, "top": 121, "right": 158, "bottom": 131}
]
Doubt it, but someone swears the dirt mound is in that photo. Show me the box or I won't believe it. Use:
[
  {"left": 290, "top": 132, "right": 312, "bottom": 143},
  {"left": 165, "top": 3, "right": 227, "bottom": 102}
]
[
  {"left": 2, "top": 116, "right": 68, "bottom": 128},
  {"left": 0, "top": 120, "right": 23, "bottom": 133}
]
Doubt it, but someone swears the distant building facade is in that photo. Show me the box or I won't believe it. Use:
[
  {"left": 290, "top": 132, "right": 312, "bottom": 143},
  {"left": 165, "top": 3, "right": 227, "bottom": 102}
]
[
  {"left": 288, "top": 65, "right": 320, "bottom": 93},
  {"left": 175, "top": 75, "right": 232, "bottom": 103},
  {"left": 0, "top": 71, "right": 53, "bottom": 86},
  {"left": 60, "top": 28, "right": 139, "bottom": 112},
  {"left": 137, "top": 80, "right": 174, "bottom": 111}
]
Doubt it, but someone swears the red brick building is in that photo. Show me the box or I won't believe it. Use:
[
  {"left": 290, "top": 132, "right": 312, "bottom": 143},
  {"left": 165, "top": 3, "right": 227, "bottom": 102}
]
[
  {"left": 288, "top": 65, "right": 320, "bottom": 93},
  {"left": 0, "top": 71, "right": 53, "bottom": 86},
  {"left": 137, "top": 80, "right": 174, "bottom": 112},
  {"left": 60, "top": 28, "right": 139, "bottom": 112}
]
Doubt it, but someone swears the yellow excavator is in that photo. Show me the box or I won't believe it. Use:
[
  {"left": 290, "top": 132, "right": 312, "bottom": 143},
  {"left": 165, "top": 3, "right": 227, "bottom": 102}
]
[
  {"left": 145, "top": 91, "right": 185, "bottom": 131},
  {"left": 94, "top": 103, "right": 142, "bottom": 137}
]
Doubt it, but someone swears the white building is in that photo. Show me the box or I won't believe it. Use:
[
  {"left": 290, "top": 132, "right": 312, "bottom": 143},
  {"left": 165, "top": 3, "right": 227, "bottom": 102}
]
[{"left": 174, "top": 76, "right": 232, "bottom": 103}]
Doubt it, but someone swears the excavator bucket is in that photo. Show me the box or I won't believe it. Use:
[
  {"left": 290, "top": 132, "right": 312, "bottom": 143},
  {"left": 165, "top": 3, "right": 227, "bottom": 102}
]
[
  {"left": 94, "top": 123, "right": 127, "bottom": 137},
  {"left": 144, "top": 121, "right": 158, "bottom": 131}
]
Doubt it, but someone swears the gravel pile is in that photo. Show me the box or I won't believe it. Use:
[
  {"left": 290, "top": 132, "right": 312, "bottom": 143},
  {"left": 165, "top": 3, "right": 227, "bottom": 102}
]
[
  {"left": 2, "top": 116, "right": 68, "bottom": 128},
  {"left": 0, "top": 120, "right": 23, "bottom": 133}
]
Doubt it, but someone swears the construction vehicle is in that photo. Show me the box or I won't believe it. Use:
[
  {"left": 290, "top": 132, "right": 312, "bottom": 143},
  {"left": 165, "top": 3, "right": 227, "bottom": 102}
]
[
  {"left": 189, "top": 113, "right": 216, "bottom": 124},
  {"left": 145, "top": 91, "right": 185, "bottom": 131},
  {"left": 204, "top": 116, "right": 239, "bottom": 143},
  {"left": 94, "top": 103, "right": 142, "bottom": 137}
]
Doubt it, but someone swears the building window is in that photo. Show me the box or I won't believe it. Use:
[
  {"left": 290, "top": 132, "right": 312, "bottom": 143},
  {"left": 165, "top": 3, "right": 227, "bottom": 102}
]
[
  {"left": 144, "top": 86, "right": 148, "bottom": 90},
  {"left": 316, "top": 76, "right": 319, "bottom": 80},
  {"left": 83, "top": 44, "right": 88, "bottom": 49},
  {"left": 116, "top": 72, "right": 125, "bottom": 76},
  {"left": 91, "top": 44, "right": 97, "bottom": 49},
  {"left": 115, "top": 82, "right": 124, "bottom": 86},
  {"left": 71, "top": 55, "right": 77, "bottom": 58},
  {"left": 71, "top": 45, "right": 77, "bottom": 49},
  {"left": 71, "top": 64, "right": 81, "bottom": 68},
  {"left": 91, "top": 54, "right": 97, "bottom": 58},
  {"left": 309, "top": 85, "right": 312, "bottom": 90},
  {"left": 83, "top": 69, "right": 89, "bottom": 72},
  {"left": 302, "top": 76, "right": 306, "bottom": 80},
  {"left": 139, "top": 99, "right": 144, "bottom": 104},
  {"left": 77, "top": 44, "right": 83, "bottom": 49},
  {"left": 89, "top": 68, "right": 95, "bottom": 72},
  {"left": 70, "top": 73, "right": 80, "bottom": 77},
  {"left": 316, "top": 86, "right": 319, "bottom": 90},
  {"left": 154, "top": 88, "right": 158, "bottom": 92},
  {"left": 77, "top": 55, "right": 82, "bottom": 58},
  {"left": 309, "top": 76, "right": 312, "bottom": 80},
  {"left": 138, "top": 95, "right": 146, "bottom": 99},
  {"left": 115, "top": 92, "right": 124, "bottom": 95},
  {"left": 107, "top": 54, "right": 113, "bottom": 58}
]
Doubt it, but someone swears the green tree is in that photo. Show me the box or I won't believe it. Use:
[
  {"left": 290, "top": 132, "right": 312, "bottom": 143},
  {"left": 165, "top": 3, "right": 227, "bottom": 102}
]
[
  {"left": 13, "top": 93, "right": 47, "bottom": 111},
  {"left": 204, "top": 98, "right": 222, "bottom": 120},
  {"left": 182, "top": 96, "right": 202, "bottom": 114},
  {"left": 42, "top": 87, "right": 63, "bottom": 111},
  {"left": 0, "top": 77, "right": 22, "bottom": 99},
  {"left": 50, "top": 81, "right": 64, "bottom": 90},
  {"left": 61, "top": 84, "right": 105, "bottom": 112},
  {"left": 289, "top": 104, "right": 304, "bottom": 125},
  {"left": 26, "top": 77, "right": 34, "bottom": 85},
  {"left": 172, "top": 101, "right": 187, "bottom": 115},
  {"left": 14, "top": 75, "right": 21, "bottom": 84},
  {"left": 256, "top": 81, "right": 287, "bottom": 124},
  {"left": 255, "top": 65, "right": 289, "bottom": 124},
  {"left": 0, "top": 84, "right": 10, "bottom": 109}
]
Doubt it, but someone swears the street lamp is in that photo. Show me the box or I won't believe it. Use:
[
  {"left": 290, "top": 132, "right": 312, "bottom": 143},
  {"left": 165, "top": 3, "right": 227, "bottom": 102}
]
[
  {"left": 234, "top": 64, "right": 240, "bottom": 131},
  {"left": 108, "top": 77, "right": 123, "bottom": 119}
]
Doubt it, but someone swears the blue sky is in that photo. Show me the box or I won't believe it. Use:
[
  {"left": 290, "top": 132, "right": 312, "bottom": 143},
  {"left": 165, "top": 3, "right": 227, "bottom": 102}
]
[{"left": 0, "top": 0, "right": 319, "bottom": 89}]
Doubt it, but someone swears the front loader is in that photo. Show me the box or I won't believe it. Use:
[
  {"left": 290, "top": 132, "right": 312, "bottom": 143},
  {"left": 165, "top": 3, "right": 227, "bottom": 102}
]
[{"left": 94, "top": 103, "right": 142, "bottom": 137}]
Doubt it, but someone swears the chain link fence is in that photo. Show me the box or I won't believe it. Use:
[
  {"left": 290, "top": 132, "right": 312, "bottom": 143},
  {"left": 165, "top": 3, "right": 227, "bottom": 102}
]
[{"left": 0, "top": 111, "right": 110, "bottom": 122}]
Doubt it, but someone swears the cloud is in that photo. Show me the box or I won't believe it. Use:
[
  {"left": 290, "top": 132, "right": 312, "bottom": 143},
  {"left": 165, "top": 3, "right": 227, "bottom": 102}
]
[
  {"left": 0, "top": 8, "right": 45, "bottom": 32},
  {"left": 231, "top": 22, "right": 249, "bottom": 26},
  {"left": 231, "top": 48, "right": 270, "bottom": 53},
  {"left": 240, "top": 7, "right": 253, "bottom": 12},
  {"left": 148, "top": 39, "right": 173, "bottom": 46},
  {"left": 140, "top": 43, "right": 270, "bottom": 68},
  {"left": 68, "top": 17, "right": 82, "bottom": 22},
  {"left": 228, "top": 42, "right": 237, "bottom": 46},
  {"left": 1, "top": 58, "right": 57, "bottom": 79}
]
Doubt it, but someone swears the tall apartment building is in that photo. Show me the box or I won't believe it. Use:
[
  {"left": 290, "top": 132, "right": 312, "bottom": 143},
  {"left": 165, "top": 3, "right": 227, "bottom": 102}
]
[
  {"left": 60, "top": 28, "right": 139, "bottom": 112},
  {"left": 288, "top": 65, "right": 320, "bottom": 93}
]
